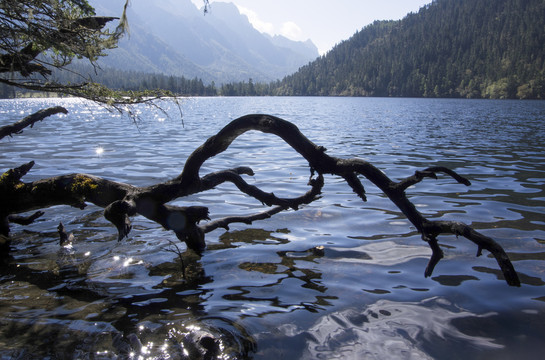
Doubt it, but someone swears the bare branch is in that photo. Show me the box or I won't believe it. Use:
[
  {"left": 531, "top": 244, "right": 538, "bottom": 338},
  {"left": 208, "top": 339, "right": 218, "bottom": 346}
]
[
  {"left": 396, "top": 166, "right": 472, "bottom": 191},
  {"left": 0, "top": 106, "right": 68, "bottom": 140},
  {"left": 201, "top": 172, "right": 324, "bottom": 233},
  {"left": 424, "top": 235, "right": 444, "bottom": 278},
  {"left": 201, "top": 206, "right": 286, "bottom": 233},
  {"left": 0, "top": 114, "right": 520, "bottom": 286},
  {"left": 423, "top": 221, "right": 520, "bottom": 286}
]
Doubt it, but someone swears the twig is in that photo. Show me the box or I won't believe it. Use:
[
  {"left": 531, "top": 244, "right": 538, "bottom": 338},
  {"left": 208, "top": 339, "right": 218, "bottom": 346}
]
[{"left": 166, "top": 239, "right": 186, "bottom": 278}]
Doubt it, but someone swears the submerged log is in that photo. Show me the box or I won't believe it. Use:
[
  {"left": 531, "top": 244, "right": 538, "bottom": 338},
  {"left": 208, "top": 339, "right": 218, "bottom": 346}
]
[{"left": 0, "top": 114, "right": 520, "bottom": 286}]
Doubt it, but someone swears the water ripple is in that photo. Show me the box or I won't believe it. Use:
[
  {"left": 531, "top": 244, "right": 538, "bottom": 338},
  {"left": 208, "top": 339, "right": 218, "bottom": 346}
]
[{"left": 1, "top": 97, "right": 545, "bottom": 358}]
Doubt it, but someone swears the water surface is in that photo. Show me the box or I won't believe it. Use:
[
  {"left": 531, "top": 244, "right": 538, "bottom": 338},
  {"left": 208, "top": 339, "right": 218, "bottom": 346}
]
[{"left": 1, "top": 97, "right": 544, "bottom": 359}]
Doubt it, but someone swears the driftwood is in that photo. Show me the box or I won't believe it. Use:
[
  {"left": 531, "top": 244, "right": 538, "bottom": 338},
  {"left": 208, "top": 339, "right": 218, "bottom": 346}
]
[{"left": 0, "top": 114, "right": 520, "bottom": 286}]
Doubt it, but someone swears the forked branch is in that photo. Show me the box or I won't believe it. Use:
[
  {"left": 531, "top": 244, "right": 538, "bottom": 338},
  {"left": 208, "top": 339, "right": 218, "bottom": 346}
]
[{"left": 0, "top": 114, "right": 520, "bottom": 286}]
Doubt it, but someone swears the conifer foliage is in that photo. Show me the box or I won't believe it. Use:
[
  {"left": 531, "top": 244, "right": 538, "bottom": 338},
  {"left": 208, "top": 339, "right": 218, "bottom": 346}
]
[
  {"left": 0, "top": 0, "right": 172, "bottom": 104},
  {"left": 276, "top": 0, "right": 545, "bottom": 99}
]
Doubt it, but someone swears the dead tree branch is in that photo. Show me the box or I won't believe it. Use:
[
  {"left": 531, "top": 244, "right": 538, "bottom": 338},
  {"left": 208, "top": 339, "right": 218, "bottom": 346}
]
[
  {"left": 0, "top": 106, "right": 68, "bottom": 140},
  {"left": 0, "top": 114, "right": 520, "bottom": 286}
]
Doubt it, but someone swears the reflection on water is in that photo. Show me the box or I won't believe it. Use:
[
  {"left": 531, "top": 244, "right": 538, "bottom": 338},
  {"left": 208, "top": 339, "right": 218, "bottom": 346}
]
[
  {"left": 300, "top": 297, "right": 502, "bottom": 360},
  {"left": 1, "top": 97, "right": 545, "bottom": 358}
]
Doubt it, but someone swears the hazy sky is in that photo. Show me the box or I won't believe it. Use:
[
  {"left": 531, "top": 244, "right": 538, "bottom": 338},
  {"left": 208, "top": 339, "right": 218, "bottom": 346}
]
[{"left": 191, "top": 0, "right": 432, "bottom": 54}]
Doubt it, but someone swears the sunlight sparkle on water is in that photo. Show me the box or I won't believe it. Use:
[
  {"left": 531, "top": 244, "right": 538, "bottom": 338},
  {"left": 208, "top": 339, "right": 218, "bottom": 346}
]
[{"left": 95, "top": 146, "right": 104, "bottom": 156}]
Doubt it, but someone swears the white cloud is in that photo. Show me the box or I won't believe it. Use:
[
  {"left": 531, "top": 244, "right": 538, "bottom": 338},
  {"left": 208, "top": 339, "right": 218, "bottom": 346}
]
[
  {"left": 235, "top": 5, "right": 305, "bottom": 41},
  {"left": 280, "top": 21, "right": 303, "bottom": 40},
  {"left": 236, "top": 5, "right": 275, "bottom": 35}
]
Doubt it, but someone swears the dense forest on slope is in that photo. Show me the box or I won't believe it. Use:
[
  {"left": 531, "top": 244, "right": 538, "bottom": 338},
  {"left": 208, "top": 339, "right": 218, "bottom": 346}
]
[{"left": 274, "top": 0, "right": 545, "bottom": 99}]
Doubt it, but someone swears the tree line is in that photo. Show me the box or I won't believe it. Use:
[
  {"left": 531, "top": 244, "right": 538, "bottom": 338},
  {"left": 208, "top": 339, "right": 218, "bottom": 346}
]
[{"left": 0, "top": 64, "right": 217, "bottom": 98}]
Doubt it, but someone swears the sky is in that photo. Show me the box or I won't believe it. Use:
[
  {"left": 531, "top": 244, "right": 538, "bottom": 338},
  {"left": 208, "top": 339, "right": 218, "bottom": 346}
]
[{"left": 191, "top": 0, "right": 432, "bottom": 54}]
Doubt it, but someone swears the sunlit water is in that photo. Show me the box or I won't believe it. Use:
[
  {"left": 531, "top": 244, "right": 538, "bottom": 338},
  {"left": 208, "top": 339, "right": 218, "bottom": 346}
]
[{"left": 1, "top": 97, "right": 544, "bottom": 359}]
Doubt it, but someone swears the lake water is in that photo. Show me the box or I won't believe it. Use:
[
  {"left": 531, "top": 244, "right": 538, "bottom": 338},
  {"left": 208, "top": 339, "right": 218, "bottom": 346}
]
[{"left": 1, "top": 96, "right": 545, "bottom": 359}]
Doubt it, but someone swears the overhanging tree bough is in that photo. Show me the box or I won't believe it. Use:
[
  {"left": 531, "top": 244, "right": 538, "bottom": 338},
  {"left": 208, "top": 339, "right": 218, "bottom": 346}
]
[
  {"left": 0, "top": 113, "right": 520, "bottom": 287},
  {"left": 0, "top": 0, "right": 175, "bottom": 110}
]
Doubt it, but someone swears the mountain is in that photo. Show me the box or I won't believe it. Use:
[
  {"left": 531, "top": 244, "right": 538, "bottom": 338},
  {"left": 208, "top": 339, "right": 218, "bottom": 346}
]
[
  {"left": 89, "top": 0, "right": 319, "bottom": 83},
  {"left": 275, "top": 0, "right": 545, "bottom": 99}
]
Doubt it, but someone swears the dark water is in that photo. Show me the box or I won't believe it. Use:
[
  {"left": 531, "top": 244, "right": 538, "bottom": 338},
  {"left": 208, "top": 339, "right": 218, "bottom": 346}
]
[{"left": 1, "top": 97, "right": 544, "bottom": 359}]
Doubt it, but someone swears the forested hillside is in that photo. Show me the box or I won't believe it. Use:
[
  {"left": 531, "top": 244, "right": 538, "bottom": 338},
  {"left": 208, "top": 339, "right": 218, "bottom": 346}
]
[{"left": 275, "top": 0, "right": 545, "bottom": 99}]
